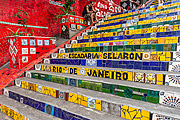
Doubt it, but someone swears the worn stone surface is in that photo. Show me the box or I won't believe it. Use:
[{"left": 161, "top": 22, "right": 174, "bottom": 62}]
[
  {"left": 4, "top": 86, "right": 122, "bottom": 120},
  {"left": 0, "top": 95, "right": 61, "bottom": 120}
]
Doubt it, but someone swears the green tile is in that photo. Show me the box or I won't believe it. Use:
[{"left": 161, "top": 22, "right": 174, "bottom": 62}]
[
  {"left": 132, "top": 95, "right": 142, "bottom": 100},
  {"left": 140, "top": 89, "right": 147, "bottom": 94},
  {"left": 118, "top": 85, "right": 127, "bottom": 90},
  {"left": 51, "top": 75, "right": 57, "bottom": 83},
  {"left": 147, "top": 96, "right": 159, "bottom": 104},
  {"left": 116, "top": 91, "right": 124, "bottom": 97}
]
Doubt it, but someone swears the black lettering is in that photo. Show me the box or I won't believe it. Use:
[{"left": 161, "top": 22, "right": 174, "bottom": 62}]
[
  {"left": 98, "top": 70, "right": 104, "bottom": 78},
  {"left": 87, "top": 69, "right": 92, "bottom": 76},
  {"left": 129, "top": 53, "right": 134, "bottom": 59},
  {"left": 116, "top": 72, "right": 121, "bottom": 80},
  {"left": 70, "top": 68, "right": 74, "bottom": 74},
  {"left": 103, "top": 53, "right": 108, "bottom": 59},
  {"left": 135, "top": 53, "right": 142, "bottom": 60},
  {"left": 123, "top": 73, "right": 128, "bottom": 80},
  {"left": 123, "top": 53, "right": 128, "bottom": 59},
  {"left": 105, "top": 71, "right": 109, "bottom": 78}
]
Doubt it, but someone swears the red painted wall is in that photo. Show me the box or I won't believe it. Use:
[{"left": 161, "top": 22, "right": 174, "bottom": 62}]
[{"left": 0, "top": 0, "right": 67, "bottom": 38}]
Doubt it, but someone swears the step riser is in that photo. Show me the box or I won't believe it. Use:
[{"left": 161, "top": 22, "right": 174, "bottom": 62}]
[
  {"left": 0, "top": 104, "right": 28, "bottom": 120},
  {"left": 68, "top": 43, "right": 178, "bottom": 52},
  {"left": 3, "top": 89, "right": 90, "bottom": 120},
  {"left": 4, "top": 87, "right": 177, "bottom": 120},
  {"left": 24, "top": 71, "right": 180, "bottom": 108},
  {"left": 46, "top": 58, "right": 170, "bottom": 72},
  {"left": 57, "top": 51, "right": 180, "bottom": 62},
  {"left": 36, "top": 64, "right": 180, "bottom": 86}
]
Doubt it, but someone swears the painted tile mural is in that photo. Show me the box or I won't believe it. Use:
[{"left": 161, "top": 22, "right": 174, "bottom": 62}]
[
  {"left": 159, "top": 91, "right": 180, "bottom": 108},
  {"left": 120, "top": 105, "right": 150, "bottom": 120},
  {"left": 0, "top": 104, "right": 27, "bottom": 120},
  {"left": 152, "top": 113, "right": 177, "bottom": 120}
]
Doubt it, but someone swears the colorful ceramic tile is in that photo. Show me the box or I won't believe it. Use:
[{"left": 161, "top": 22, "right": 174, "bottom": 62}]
[
  {"left": 59, "top": 91, "right": 65, "bottom": 99},
  {"left": 88, "top": 98, "right": 96, "bottom": 109},
  {"left": 22, "top": 48, "right": 28, "bottom": 54},
  {"left": 26, "top": 72, "right": 31, "bottom": 78},
  {"left": 59, "top": 48, "right": 65, "bottom": 53},
  {"left": 173, "top": 52, "right": 180, "bottom": 61},
  {"left": 51, "top": 53, "right": 58, "bottom": 58},
  {"left": 45, "top": 104, "right": 54, "bottom": 115},
  {"left": 21, "top": 39, "right": 28, "bottom": 45},
  {"left": 120, "top": 105, "right": 150, "bottom": 120},
  {"left": 86, "top": 59, "right": 97, "bottom": 66},
  {"left": 145, "top": 73, "right": 156, "bottom": 84},
  {"left": 22, "top": 56, "right": 28, "bottom": 63},
  {"left": 30, "top": 48, "right": 36, "bottom": 54},
  {"left": 165, "top": 75, "right": 180, "bottom": 87},
  {"left": 44, "top": 59, "right": 50, "bottom": 64},
  {"left": 15, "top": 79, "right": 21, "bottom": 87},
  {"left": 44, "top": 40, "right": 49, "bottom": 45},
  {"left": 80, "top": 68, "right": 86, "bottom": 76},
  {"left": 35, "top": 64, "right": 41, "bottom": 70},
  {"left": 135, "top": 73, "right": 145, "bottom": 82},
  {"left": 37, "top": 40, "right": 43, "bottom": 46},
  {"left": 143, "top": 52, "right": 151, "bottom": 60},
  {"left": 168, "top": 62, "right": 180, "bottom": 72},
  {"left": 159, "top": 91, "right": 180, "bottom": 108},
  {"left": 30, "top": 39, "right": 35, "bottom": 46},
  {"left": 152, "top": 113, "right": 176, "bottom": 120}
]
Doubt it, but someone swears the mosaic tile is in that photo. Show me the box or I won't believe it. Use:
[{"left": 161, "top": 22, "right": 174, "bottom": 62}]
[
  {"left": 120, "top": 105, "right": 150, "bottom": 120},
  {"left": 145, "top": 73, "right": 156, "bottom": 84},
  {"left": 168, "top": 62, "right": 180, "bottom": 72},
  {"left": 152, "top": 113, "right": 176, "bottom": 120},
  {"left": 135, "top": 73, "right": 145, "bottom": 83},
  {"left": 159, "top": 91, "right": 180, "bottom": 108},
  {"left": 173, "top": 51, "right": 180, "bottom": 61},
  {"left": 86, "top": 59, "right": 97, "bottom": 66},
  {"left": 165, "top": 75, "right": 180, "bottom": 87}
]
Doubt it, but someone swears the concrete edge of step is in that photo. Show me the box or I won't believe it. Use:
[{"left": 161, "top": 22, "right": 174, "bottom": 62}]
[
  {"left": 13, "top": 78, "right": 180, "bottom": 119},
  {"left": 4, "top": 86, "right": 122, "bottom": 120},
  {"left": 0, "top": 95, "right": 62, "bottom": 120},
  {"left": 25, "top": 70, "right": 180, "bottom": 93}
]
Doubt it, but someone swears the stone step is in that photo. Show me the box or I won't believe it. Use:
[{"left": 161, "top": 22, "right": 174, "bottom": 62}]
[
  {"left": 13, "top": 77, "right": 180, "bottom": 119},
  {"left": 0, "top": 112, "right": 13, "bottom": 120},
  {"left": 0, "top": 95, "right": 61, "bottom": 120},
  {"left": 4, "top": 86, "right": 122, "bottom": 120},
  {"left": 35, "top": 64, "right": 180, "bottom": 87},
  {"left": 44, "top": 57, "right": 180, "bottom": 72},
  {"left": 25, "top": 70, "right": 180, "bottom": 106}
]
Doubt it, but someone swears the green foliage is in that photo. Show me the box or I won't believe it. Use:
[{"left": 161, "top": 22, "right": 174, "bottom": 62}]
[
  {"left": 11, "top": 9, "right": 34, "bottom": 36},
  {"left": 7, "top": 28, "right": 20, "bottom": 36},
  {"left": 13, "top": 9, "right": 30, "bottom": 28},
  {"left": 56, "top": 0, "right": 76, "bottom": 19}
]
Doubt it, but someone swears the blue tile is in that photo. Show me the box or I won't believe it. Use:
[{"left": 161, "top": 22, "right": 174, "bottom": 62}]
[
  {"left": 143, "top": 62, "right": 150, "bottom": 66},
  {"left": 126, "top": 65, "right": 134, "bottom": 69},
  {"left": 123, "top": 61, "right": 130, "bottom": 65},
  {"left": 152, "top": 67, "right": 161, "bottom": 71},
  {"left": 119, "top": 65, "right": 126, "bottom": 68},
  {"left": 150, "top": 62, "right": 160, "bottom": 66},
  {"left": 142, "top": 66, "right": 151, "bottom": 70},
  {"left": 112, "top": 61, "right": 119, "bottom": 68},
  {"left": 119, "top": 61, "right": 122, "bottom": 64},
  {"left": 97, "top": 60, "right": 102, "bottom": 67},
  {"left": 81, "top": 59, "right": 86, "bottom": 66}
]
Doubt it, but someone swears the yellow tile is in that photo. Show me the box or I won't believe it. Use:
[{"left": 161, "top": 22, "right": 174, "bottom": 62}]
[
  {"left": 156, "top": 74, "right": 164, "bottom": 85},
  {"left": 160, "top": 56, "right": 166, "bottom": 61},
  {"left": 95, "top": 99, "right": 101, "bottom": 111}
]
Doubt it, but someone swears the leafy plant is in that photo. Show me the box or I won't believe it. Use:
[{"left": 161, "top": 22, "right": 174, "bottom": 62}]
[
  {"left": 56, "top": 0, "right": 76, "bottom": 19},
  {"left": 12, "top": 9, "right": 32, "bottom": 36},
  {"left": 7, "top": 28, "right": 20, "bottom": 36}
]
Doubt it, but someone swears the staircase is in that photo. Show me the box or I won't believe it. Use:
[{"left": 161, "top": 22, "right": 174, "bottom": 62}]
[{"left": 1, "top": 1, "right": 180, "bottom": 120}]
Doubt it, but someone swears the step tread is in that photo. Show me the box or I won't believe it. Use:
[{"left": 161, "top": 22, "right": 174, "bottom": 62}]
[
  {"left": 38, "top": 64, "right": 179, "bottom": 75},
  {"left": 0, "top": 112, "right": 13, "bottom": 120},
  {"left": 4, "top": 86, "right": 122, "bottom": 120},
  {"left": 15, "top": 77, "right": 180, "bottom": 118},
  {"left": 0, "top": 95, "right": 61, "bottom": 120},
  {"left": 27, "top": 70, "right": 180, "bottom": 93}
]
